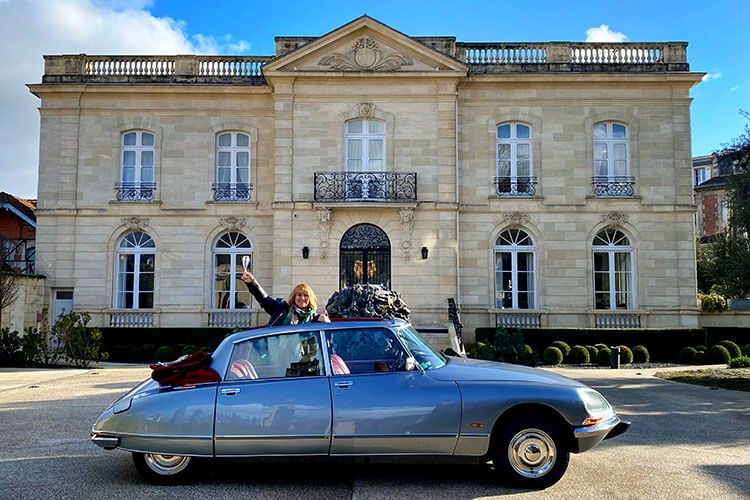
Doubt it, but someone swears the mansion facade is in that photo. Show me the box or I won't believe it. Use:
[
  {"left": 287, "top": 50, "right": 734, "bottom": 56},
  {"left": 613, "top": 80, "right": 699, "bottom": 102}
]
[{"left": 28, "top": 16, "right": 703, "bottom": 338}]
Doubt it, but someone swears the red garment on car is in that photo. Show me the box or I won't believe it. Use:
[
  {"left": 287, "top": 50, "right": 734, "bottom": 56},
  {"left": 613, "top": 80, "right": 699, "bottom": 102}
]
[{"left": 150, "top": 351, "right": 221, "bottom": 386}]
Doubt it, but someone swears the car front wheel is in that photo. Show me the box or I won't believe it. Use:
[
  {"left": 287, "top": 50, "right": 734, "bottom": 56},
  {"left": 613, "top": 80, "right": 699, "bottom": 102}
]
[
  {"left": 132, "top": 452, "right": 195, "bottom": 484},
  {"left": 491, "top": 416, "right": 570, "bottom": 489}
]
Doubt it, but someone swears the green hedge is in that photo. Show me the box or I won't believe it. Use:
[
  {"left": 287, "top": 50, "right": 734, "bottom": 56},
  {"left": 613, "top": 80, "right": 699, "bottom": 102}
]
[
  {"left": 705, "top": 328, "right": 750, "bottom": 347},
  {"left": 101, "top": 327, "right": 233, "bottom": 362},
  {"left": 475, "top": 327, "right": 707, "bottom": 361}
]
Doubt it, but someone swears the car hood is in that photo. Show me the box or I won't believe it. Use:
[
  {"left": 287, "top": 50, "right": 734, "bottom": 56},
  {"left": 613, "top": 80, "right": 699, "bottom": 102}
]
[{"left": 428, "top": 356, "right": 585, "bottom": 387}]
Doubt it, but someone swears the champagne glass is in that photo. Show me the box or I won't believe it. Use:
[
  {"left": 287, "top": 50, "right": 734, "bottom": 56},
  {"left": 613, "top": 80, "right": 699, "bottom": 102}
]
[{"left": 242, "top": 255, "right": 250, "bottom": 273}]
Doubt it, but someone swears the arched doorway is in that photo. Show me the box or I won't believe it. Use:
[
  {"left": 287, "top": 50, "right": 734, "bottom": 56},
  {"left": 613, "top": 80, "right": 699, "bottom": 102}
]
[{"left": 339, "top": 224, "right": 391, "bottom": 289}]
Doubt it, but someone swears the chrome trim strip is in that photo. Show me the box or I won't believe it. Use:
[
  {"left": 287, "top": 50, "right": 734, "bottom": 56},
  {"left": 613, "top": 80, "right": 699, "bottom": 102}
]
[
  {"left": 217, "top": 452, "right": 330, "bottom": 458},
  {"left": 331, "top": 452, "right": 454, "bottom": 456},
  {"left": 332, "top": 433, "right": 458, "bottom": 439},
  {"left": 214, "top": 434, "right": 330, "bottom": 440},
  {"left": 574, "top": 415, "right": 621, "bottom": 438},
  {"left": 93, "top": 431, "right": 212, "bottom": 440}
]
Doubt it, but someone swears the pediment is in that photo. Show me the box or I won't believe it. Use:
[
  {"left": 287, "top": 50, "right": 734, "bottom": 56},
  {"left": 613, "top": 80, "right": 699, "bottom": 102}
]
[{"left": 263, "top": 16, "right": 466, "bottom": 75}]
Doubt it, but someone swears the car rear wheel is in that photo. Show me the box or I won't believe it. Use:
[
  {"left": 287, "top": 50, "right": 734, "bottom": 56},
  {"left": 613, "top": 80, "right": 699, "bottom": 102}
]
[
  {"left": 132, "top": 452, "right": 195, "bottom": 484},
  {"left": 491, "top": 416, "right": 570, "bottom": 489}
]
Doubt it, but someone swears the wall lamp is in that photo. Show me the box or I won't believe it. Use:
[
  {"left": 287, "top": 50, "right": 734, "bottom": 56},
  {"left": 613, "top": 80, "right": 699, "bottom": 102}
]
[
  {"left": 302, "top": 246, "right": 310, "bottom": 259},
  {"left": 421, "top": 247, "right": 429, "bottom": 259}
]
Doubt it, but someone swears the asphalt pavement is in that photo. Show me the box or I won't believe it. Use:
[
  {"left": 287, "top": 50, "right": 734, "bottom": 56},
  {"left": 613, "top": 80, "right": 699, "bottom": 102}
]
[{"left": 1, "top": 363, "right": 748, "bottom": 499}]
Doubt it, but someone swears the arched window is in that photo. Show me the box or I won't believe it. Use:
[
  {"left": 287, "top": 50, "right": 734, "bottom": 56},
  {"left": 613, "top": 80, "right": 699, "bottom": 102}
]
[
  {"left": 345, "top": 119, "right": 385, "bottom": 172},
  {"left": 593, "top": 228, "right": 634, "bottom": 310},
  {"left": 119, "top": 131, "right": 154, "bottom": 200},
  {"left": 494, "top": 229, "right": 536, "bottom": 309},
  {"left": 215, "top": 132, "right": 250, "bottom": 201},
  {"left": 213, "top": 232, "right": 252, "bottom": 309},
  {"left": 115, "top": 232, "right": 155, "bottom": 309},
  {"left": 339, "top": 224, "right": 390, "bottom": 289},
  {"left": 496, "top": 123, "right": 533, "bottom": 195}
]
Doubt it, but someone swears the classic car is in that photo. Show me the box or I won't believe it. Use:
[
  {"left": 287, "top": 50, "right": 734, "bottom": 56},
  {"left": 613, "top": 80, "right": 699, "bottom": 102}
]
[{"left": 91, "top": 318, "right": 629, "bottom": 488}]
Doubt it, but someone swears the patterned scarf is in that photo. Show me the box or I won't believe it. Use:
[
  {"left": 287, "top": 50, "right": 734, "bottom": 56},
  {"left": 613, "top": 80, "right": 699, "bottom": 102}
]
[{"left": 283, "top": 306, "right": 315, "bottom": 325}]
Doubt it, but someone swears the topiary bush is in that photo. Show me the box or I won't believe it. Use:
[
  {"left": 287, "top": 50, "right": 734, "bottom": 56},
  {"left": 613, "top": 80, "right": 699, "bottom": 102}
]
[
  {"left": 743, "top": 344, "right": 750, "bottom": 356},
  {"left": 617, "top": 345, "right": 633, "bottom": 365},
  {"left": 728, "top": 356, "right": 750, "bottom": 368},
  {"left": 597, "top": 347, "right": 611, "bottom": 366},
  {"left": 155, "top": 345, "right": 176, "bottom": 362},
  {"left": 694, "top": 350, "right": 709, "bottom": 365},
  {"left": 548, "top": 341, "right": 571, "bottom": 360},
  {"left": 696, "top": 345, "right": 707, "bottom": 353},
  {"left": 679, "top": 346, "right": 697, "bottom": 365},
  {"left": 594, "top": 343, "right": 608, "bottom": 351},
  {"left": 632, "top": 345, "right": 650, "bottom": 363},
  {"left": 718, "top": 340, "right": 742, "bottom": 359},
  {"left": 569, "top": 345, "right": 590, "bottom": 364},
  {"left": 708, "top": 345, "right": 731, "bottom": 364},
  {"left": 543, "top": 346, "right": 563, "bottom": 365},
  {"left": 199, "top": 345, "right": 214, "bottom": 354},
  {"left": 585, "top": 345, "right": 599, "bottom": 360},
  {"left": 182, "top": 344, "right": 198, "bottom": 356}
]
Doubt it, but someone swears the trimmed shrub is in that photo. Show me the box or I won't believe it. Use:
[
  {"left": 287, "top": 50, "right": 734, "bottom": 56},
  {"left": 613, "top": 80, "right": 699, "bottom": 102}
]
[
  {"left": 155, "top": 345, "right": 176, "bottom": 362},
  {"left": 199, "top": 345, "right": 214, "bottom": 354},
  {"left": 617, "top": 345, "right": 633, "bottom": 365},
  {"left": 679, "top": 346, "right": 697, "bottom": 365},
  {"left": 708, "top": 345, "right": 731, "bottom": 364},
  {"left": 718, "top": 340, "right": 742, "bottom": 359},
  {"left": 696, "top": 345, "right": 707, "bottom": 353},
  {"left": 141, "top": 344, "right": 156, "bottom": 360},
  {"left": 585, "top": 345, "right": 599, "bottom": 360},
  {"left": 632, "top": 345, "right": 650, "bottom": 363},
  {"left": 744, "top": 344, "right": 750, "bottom": 356},
  {"left": 694, "top": 350, "right": 709, "bottom": 365},
  {"left": 594, "top": 343, "right": 608, "bottom": 351},
  {"left": 543, "top": 346, "right": 563, "bottom": 365},
  {"left": 182, "top": 344, "right": 198, "bottom": 356},
  {"left": 728, "top": 356, "right": 750, "bottom": 368},
  {"left": 569, "top": 345, "right": 590, "bottom": 364},
  {"left": 549, "top": 341, "right": 571, "bottom": 359},
  {"left": 597, "top": 347, "right": 611, "bottom": 366}
]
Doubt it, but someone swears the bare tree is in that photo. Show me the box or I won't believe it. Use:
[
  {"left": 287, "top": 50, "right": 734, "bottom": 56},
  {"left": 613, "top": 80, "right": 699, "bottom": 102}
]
[{"left": 0, "top": 236, "right": 20, "bottom": 327}]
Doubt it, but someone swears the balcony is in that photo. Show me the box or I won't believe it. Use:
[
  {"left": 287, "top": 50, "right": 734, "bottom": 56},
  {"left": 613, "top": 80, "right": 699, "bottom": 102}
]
[
  {"left": 208, "top": 310, "right": 252, "bottom": 328},
  {"left": 496, "top": 312, "right": 542, "bottom": 328},
  {"left": 314, "top": 171, "right": 417, "bottom": 202},
  {"left": 110, "top": 311, "right": 153, "bottom": 327},
  {"left": 494, "top": 176, "right": 537, "bottom": 197},
  {"left": 114, "top": 182, "right": 156, "bottom": 201},
  {"left": 212, "top": 182, "right": 252, "bottom": 202},
  {"left": 594, "top": 312, "right": 641, "bottom": 328},
  {"left": 592, "top": 177, "right": 636, "bottom": 197}
]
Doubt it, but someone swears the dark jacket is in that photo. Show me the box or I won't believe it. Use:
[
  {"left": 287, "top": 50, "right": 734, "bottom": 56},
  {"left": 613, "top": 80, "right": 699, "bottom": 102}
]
[{"left": 245, "top": 279, "right": 322, "bottom": 326}]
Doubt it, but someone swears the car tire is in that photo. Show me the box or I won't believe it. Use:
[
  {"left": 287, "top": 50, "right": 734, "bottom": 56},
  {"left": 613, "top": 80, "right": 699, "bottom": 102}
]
[
  {"left": 491, "top": 416, "right": 570, "bottom": 489},
  {"left": 132, "top": 452, "right": 196, "bottom": 484}
]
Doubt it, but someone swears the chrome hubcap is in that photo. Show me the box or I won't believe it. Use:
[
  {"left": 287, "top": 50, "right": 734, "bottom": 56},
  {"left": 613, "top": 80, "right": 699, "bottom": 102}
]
[
  {"left": 144, "top": 454, "right": 191, "bottom": 476},
  {"left": 508, "top": 428, "right": 556, "bottom": 478}
]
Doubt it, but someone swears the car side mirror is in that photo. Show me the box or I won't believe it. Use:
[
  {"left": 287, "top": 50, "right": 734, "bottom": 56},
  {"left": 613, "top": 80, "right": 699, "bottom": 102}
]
[{"left": 404, "top": 356, "right": 419, "bottom": 372}]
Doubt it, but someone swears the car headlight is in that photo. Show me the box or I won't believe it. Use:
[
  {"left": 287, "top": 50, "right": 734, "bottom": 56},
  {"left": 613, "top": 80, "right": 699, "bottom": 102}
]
[{"left": 580, "top": 389, "right": 613, "bottom": 420}]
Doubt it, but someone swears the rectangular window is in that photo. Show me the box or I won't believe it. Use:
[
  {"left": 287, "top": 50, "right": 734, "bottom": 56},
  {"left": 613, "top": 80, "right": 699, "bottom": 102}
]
[{"left": 228, "top": 332, "right": 322, "bottom": 380}]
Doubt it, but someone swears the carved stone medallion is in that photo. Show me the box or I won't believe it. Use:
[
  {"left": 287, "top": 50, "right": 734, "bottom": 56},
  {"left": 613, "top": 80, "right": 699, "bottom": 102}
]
[
  {"left": 319, "top": 37, "right": 410, "bottom": 71},
  {"left": 218, "top": 216, "right": 247, "bottom": 231},
  {"left": 399, "top": 207, "right": 415, "bottom": 259},
  {"left": 317, "top": 208, "right": 332, "bottom": 259},
  {"left": 120, "top": 217, "right": 149, "bottom": 232},
  {"left": 501, "top": 212, "right": 530, "bottom": 225},
  {"left": 600, "top": 212, "right": 629, "bottom": 226}
]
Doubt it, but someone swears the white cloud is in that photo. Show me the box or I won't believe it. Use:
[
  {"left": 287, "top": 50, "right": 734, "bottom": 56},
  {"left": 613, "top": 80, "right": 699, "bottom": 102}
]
[
  {"left": 731, "top": 85, "right": 740, "bottom": 92},
  {"left": 701, "top": 72, "right": 722, "bottom": 82},
  {"left": 0, "top": 0, "right": 250, "bottom": 198},
  {"left": 585, "top": 24, "right": 629, "bottom": 43}
]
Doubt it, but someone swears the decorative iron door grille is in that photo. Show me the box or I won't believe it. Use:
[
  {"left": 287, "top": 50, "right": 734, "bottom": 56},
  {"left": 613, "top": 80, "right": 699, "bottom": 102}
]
[{"left": 339, "top": 224, "right": 391, "bottom": 289}]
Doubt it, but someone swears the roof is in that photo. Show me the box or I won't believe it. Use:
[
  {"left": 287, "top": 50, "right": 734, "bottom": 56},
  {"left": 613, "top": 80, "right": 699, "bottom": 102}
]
[
  {"left": 694, "top": 175, "right": 729, "bottom": 190},
  {"left": 0, "top": 192, "right": 36, "bottom": 228}
]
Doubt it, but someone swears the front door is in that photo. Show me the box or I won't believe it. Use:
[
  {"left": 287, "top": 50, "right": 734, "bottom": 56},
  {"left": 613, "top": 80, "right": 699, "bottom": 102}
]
[
  {"left": 326, "top": 328, "right": 461, "bottom": 455},
  {"left": 339, "top": 224, "right": 391, "bottom": 289}
]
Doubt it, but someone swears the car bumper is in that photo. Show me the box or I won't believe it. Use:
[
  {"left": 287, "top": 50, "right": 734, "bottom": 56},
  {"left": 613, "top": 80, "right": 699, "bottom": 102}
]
[
  {"left": 573, "top": 415, "right": 631, "bottom": 453},
  {"left": 91, "top": 434, "right": 120, "bottom": 450}
]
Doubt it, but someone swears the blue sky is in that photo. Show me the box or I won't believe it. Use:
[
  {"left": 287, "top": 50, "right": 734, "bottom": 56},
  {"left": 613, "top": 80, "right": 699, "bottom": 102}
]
[{"left": 0, "top": 0, "right": 748, "bottom": 198}]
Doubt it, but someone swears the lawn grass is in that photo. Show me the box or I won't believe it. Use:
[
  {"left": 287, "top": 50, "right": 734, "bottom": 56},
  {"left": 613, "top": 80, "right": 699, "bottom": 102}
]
[{"left": 654, "top": 367, "right": 750, "bottom": 392}]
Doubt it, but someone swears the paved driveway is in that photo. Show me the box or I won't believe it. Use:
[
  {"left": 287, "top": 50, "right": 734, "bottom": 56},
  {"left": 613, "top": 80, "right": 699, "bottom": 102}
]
[{"left": 1, "top": 364, "right": 748, "bottom": 499}]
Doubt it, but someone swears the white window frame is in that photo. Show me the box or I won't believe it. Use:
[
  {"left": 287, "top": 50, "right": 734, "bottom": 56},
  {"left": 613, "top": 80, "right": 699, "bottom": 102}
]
[
  {"left": 593, "top": 122, "right": 629, "bottom": 179},
  {"left": 345, "top": 119, "right": 385, "bottom": 172},
  {"left": 593, "top": 229, "right": 634, "bottom": 310},
  {"left": 212, "top": 232, "right": 253, "bottom": 309},
  {"left": 496, "top": 123, "right": 533, "bottom": 192},
  {"left": 114, "top": 232, "right": 155, "bottom": 309},
  {"left": 494, "top": 229, "right": 536, "bottom": 309},
  {"left": 121, "top": 131, "right": 155, "bottom": 185},
  {"left": 216, "top": 131, "right": 251, "bottom": 191},
  {"left": 694, "top": 165, "right": 711, "bottom": 186}
]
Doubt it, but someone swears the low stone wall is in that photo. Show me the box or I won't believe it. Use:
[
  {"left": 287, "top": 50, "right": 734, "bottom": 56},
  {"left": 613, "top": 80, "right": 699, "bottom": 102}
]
[
  {"left": 698, "top": 312, "right": 750, "bottom": 328},
  {"left": 0, "top": 274, "right": 46, "bottom": 332}
]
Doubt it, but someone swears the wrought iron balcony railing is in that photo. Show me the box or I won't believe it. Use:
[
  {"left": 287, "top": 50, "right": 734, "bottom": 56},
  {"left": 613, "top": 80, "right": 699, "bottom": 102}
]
[
  {"left": 494, "top": 176, "right": 538, "bottom": 196},
  {"left": 114, "top": 182, "right": 156, "bottom": 201},
  {"left": 212, "top": 182, "right": 252, "bottom": 201},
  {"left": 592, "top": 176, "right": 636, "bottom": 197},
  {"left": 314, "top": 171, "right": 417, "bottom": 202}
]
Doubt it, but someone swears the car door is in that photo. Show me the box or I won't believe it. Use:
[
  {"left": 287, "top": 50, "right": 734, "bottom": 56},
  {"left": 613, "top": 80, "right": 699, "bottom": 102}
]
[
  {"left": 326, "top": 327, "right": 461, "bottom": 455},
  {"left": 214, "top": 330, "right": 332, "bottom": 457}
]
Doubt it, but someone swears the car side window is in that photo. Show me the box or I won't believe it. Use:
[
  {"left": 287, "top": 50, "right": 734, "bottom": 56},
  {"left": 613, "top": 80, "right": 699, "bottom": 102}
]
[
  {"left": 327, "top": 328, "right": 408, "bottom": 375},
  {"left": 226, "top": 331, "right": 322, "bottom": 380}
]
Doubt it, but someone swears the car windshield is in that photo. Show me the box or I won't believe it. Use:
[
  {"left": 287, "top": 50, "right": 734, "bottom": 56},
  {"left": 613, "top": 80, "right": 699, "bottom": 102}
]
[{"left": 397, "top": 326, "right": 446, "bottom": 370}]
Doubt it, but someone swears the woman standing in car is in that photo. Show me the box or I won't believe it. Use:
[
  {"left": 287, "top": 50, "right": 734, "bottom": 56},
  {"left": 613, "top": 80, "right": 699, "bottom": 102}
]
[{"left": 241, "top": 270, "right": 330, "bottom": 326}]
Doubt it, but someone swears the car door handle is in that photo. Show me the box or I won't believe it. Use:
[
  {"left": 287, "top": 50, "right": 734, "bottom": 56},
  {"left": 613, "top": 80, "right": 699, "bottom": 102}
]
[
  {"left": 221, "top": 387, "right": 241, "bottom": 396},
  {"left": 334, "top": 381, "right": 353, "bottom": 389}
]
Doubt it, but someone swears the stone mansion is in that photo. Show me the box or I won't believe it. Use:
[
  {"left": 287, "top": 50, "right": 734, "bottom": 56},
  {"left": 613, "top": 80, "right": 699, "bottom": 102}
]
[{"left": 28, "top": 16, "right": 704, "bottom": 338}]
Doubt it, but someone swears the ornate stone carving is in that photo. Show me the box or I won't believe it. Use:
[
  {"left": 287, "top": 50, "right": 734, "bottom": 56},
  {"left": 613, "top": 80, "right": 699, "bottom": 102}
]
[
  {"left": 600, "top": 212, "right": 629, "bottom": 226},
  {"left": 120, "top": 217, "right": 149, "bottom": 232},
  {"left": 356, "top": 102, "right": 374, "bottom": 118},
  {"left": 399, "top": 207, "right": 415, "bottom": 259},
  {"left": 218, "top": 216, "right": 247, "bottom": 231},
  {"left": 317, "top": 208, "right": 332, "bottom": 259},
  {"left": 501, "top": 212, "right": 530, "bottom": 225},
  {"left": 319, "top": 37, "right": 410, "bottom": 71}
]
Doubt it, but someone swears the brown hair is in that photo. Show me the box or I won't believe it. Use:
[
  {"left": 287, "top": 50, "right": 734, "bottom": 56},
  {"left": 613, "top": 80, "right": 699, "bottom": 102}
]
[{"left": 287, "top": 283, "right": 317, "bottom": 311}]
